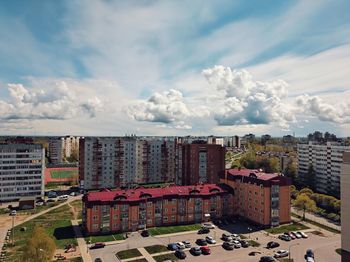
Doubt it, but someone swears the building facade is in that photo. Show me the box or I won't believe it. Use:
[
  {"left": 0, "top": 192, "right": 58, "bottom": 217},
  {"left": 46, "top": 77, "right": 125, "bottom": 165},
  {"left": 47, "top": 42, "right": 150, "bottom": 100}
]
[
  {"left": 297, "top": 141, "right": 350, "bottom": 197},
  {"left": 79, "top": 137, "right": 177, "bottom": 190},
  {"left": 0, "top": 143, "right": 45, "bottom": 202},
  {"left": 49, "top": 137, "right": 63, "bottom": 164},
  {"left": 220, "top": 169, "right": 291, "bottom": 227},
  {"left": 180, "top": 142, "right": 225, "bottom": 186},
  {"left": 341, "top": 152, "right": 350, "bottom": 262},
  {"left": 82, "top": 184, "right": 233, "bottom": 234}
]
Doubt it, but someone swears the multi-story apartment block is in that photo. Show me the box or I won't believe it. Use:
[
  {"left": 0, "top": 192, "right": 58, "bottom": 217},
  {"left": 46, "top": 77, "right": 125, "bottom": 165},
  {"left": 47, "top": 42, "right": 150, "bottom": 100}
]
[
  {"left": 49, "top": 137, "right": 63, "bottom": 164},
  {"left": 220, "top": 169, "right": 291, "bottom": 227},
  {"left": 62, "top": 135, "right": 80, "bottom": 160},
  {"left": 180, "top": 142, "right": 225, "bottom": 186},
  {"left": 341, "top": 152, "right": 350, "bottom": 262},
  {"left": 0, "top": 143, "right": 45, "bottom": 202},
  {"left": 297, "top": 141, "right": 350, "bottom": 197},
  {"left": 79, "top": 137, "right": 177, "bottom": 190},
  {"left": 82, "top": 184, "right": 233, "bottom": 234}
]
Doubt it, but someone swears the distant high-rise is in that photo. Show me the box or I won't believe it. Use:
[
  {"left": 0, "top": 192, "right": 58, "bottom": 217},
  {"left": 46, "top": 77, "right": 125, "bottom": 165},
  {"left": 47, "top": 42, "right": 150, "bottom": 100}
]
[
  {"left": 341, "top": 152, "right": 350, "bottom": 262},
  {"left": 49, "top": 137, "right": 63, "bottom": 164},
  {"left": 0, "top": 142, "right": 45, "bottom": 202}
]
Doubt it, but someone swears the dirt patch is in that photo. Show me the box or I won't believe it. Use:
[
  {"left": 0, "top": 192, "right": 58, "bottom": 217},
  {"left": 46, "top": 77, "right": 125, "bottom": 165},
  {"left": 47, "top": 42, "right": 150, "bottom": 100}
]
[{"left": 310, "top": 230, "right": 326, "bottom": 237}]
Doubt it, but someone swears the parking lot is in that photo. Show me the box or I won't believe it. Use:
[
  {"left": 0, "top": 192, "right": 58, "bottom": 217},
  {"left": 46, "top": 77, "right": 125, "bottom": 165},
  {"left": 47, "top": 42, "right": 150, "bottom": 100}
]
[{"left": 89, "top": 222, "right": 341, "bottom": 262}]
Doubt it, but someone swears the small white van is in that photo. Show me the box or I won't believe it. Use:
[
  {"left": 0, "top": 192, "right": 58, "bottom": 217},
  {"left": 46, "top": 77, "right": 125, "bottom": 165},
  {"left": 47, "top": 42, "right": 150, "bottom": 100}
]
[{"left": 58, "top": 195, "right": 69, "bottom": 201}]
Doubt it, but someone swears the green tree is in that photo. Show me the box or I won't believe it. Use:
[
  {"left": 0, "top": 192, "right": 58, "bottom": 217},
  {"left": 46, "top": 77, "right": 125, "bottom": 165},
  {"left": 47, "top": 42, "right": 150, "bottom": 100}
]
[
  {"left": 299, "top": 188, "right": 313, "bottom": 196},
  {"left": 305, "top": 165, "right": 316, "bottom": 190},
  {"left": 290, "top": 185, "right": 299, "bottom": 199},
  {"left": 294, "top": 193, "right": 317, "bottom": 220},
  {"left": 22, "top": 227, "right": 55, "bottom": 262},
  {"left": 284, "top": 161, "right": 297, "bottom": 181}
]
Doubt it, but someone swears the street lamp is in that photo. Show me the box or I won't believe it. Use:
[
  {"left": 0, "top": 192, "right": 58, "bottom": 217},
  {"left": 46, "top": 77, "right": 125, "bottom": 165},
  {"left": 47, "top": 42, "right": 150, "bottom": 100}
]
[{"left": 289, "top": 243, "right": 300, "bottom": 260}]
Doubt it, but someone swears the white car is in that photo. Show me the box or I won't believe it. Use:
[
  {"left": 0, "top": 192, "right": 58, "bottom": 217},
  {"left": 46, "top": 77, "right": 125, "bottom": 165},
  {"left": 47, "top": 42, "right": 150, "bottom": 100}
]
[
  {"left": 231, "top": 234, "right": 240, "bottom": 240},
  {"left": 231, "top": 240, "right": 242, "bottom": 248},
  {"left": 205, "top": 236, "right": 216, "bottom": 244},
  {"left": 58, "top": 195, "right": 69, "bottom": 201},
  {"left": 293, "top": 231, "right": 302, "bottom": 239},
  {"left": 176, "top": 242, "right": 186, "bottom": 249},
  {"left": 298, "top": 231, "right": 308, "bottom": 238},
  {"left": 9, "top": 210, "right": 16, "bottom": 216},
  {"left": 274, "top": 250, "right": 289, "bottom": 258},
  {"left": 202, "top": 223, "right": 215, "bottom": 229}
]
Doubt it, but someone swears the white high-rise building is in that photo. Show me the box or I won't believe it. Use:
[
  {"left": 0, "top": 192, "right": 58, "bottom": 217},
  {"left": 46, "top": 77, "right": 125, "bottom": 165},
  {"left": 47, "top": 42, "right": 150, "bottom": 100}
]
[
  {"left": 341, "top": 152, "right": 350, "bottom": 261},
  {"left": 297, "top": 141, "right": 350, "bottom": 197},
  {"left": 0, "top": 143, "right": 45, "bottom": 202}
]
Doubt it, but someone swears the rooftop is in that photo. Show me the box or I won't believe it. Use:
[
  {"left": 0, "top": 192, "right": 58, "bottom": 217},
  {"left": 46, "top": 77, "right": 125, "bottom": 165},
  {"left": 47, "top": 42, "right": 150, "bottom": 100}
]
[
  {"left": 225, "top": 168, "right": 282, "bottom": 181},
  {"left": 85, "top": 184, "right": 227, "bottom": 202}
]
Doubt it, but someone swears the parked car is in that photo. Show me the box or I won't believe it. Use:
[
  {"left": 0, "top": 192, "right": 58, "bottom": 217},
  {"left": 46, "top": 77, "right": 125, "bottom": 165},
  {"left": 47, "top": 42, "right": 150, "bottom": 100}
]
[
  {"left": 198, "top": 227, "right": 210, "bottom": 234},
  {"left": 231, "top": 240, "right": 241, "bottom": 248},
  {"left": 141, "top": 230, "right": 150, "bottom": 237},
  {"left": 174, "top": 250, "right": 186, "bottom": 259},
  {"left": 90, "top": 242, "right": 105, "bottom": 249},
  {"left": 293, "top": 231, "right": 302, "bottom": 239},
  {"left": 182, "top": 241, "right": 191, "bottom": 248},
  {"left": 278, "top": 234, "right": 291, "bottom": 241},
  {"left": 205, "top": 236, "right": 216, "bottom": 244},
  {"left": 222, "top": 233, "right": 232, "bottom": 241},
  {"left": 298, "top": 231, "right": 308, "bottom": 238},
  {"left": 231, "top": 234, "right": 240, "bottom": 240},
  {"left": 240, "top": 240, "right": 249, "bottom": 248},
  {"left": 305, "top": 249, "right": 314, "bottom": 258},
  {"left": 94, "top": 258, "right": 102, "bottom": 262},
  {"left": 267, "top": 241, "right": 280, "bottom": 249},
  {"left": 285, "top": 232, "right": 296, "bottom": 240},
  {"left": 214, "top": 219, "right": 223, "bottom": 226},
  {"left": 200, "top": 246, "right": 211, "bottom": 255},
  {"left": 167, "top": 243, "right": 178, "bottom": 251},
  {"left": 202, "top": 223, "right": 215, "bottom": 229},
  {"left": 259, "top": 256, "right": 275, "bottom": 262},
  {"left": 190, "top": 246, "right": 202, "bottom": 256},
  {"left": 196, "top": 238, "right": 207, "bottom": 246},
  {"left": 9, "top": 210, "right": 16, "bottom": 216},
  {"left": 249, "top": 251, "right": 261, "bottom": 256},
  {"left": 274, "top": 250, "right": 289, "bottom": 258},
  {"left": 176, "top": 242, "right": 186, "bottom": 250},
  {"left": 222, "top": 241, "right": 234, "bottom": 250},
  {"left": 58, "top": 195, "right": 69, "bottom": 201}
]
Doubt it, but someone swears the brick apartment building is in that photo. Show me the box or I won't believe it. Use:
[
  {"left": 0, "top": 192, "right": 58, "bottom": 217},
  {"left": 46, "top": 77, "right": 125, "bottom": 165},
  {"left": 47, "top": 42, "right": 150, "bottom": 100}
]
[
  {"left": 82, "top": 169, "right": 291, "bottom": 234},
  {"left": 83, "top": 184, "right": 234, "bottom": 234},
  {"left": 179, "top": 142, "right": 225, "bottom": 185},
  {"left": 220, "top": 169, "right": 291, "bottom": 227}
]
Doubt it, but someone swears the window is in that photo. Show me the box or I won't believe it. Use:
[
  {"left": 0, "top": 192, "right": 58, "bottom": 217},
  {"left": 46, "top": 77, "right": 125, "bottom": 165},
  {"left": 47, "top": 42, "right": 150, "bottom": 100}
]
[
  {"left": 147, "top": 202, "right": 152, "bottom": 207},
  {"left": 172, "top": 208, "right": 176, "bottom": 212},
  {"left": 94, "top": 206, "right": 98, "bottom": 211},
  {"left": 171, "top": 215, "right": 176, "bottom": 221},
  {"left": 163, "top": 217, "right": 168, "bottom": 222},
  {"left": 92, "top": 224, "right": 98, "bottom": 229}
]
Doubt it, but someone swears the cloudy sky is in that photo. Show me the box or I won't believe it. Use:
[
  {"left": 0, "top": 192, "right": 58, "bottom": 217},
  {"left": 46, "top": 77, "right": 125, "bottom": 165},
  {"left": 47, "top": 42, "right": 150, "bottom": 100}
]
[{"left": 1, "top": 0, "right": 350, "bottom": 137}]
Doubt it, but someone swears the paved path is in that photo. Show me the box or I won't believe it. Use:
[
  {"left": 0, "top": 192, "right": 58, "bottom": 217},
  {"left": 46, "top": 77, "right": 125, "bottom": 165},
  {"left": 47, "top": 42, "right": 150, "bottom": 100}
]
[
  {"left": 71, "top": 219, "right": 92, "bottom": 262},
  {"left": 138, "top": 247, "right": 156, "bottom": 262},
  {"left": 291, "top": 207, "right": 341, "bottom": 231},
  {"left": 0, "top": 196, "right": 81, "bottom": 251}
]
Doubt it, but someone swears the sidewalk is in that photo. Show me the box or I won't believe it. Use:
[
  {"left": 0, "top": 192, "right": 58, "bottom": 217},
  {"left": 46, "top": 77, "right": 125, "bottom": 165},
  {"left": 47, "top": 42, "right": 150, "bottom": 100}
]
[
  {"left": 153, "top": 229, "right": 199, "bottom": 238},
  {"left": 138, "top": 247, "right": 156, "bottom": 262},
  {"left": 71, "top": 219, "right": 92, "bottom": 262}
]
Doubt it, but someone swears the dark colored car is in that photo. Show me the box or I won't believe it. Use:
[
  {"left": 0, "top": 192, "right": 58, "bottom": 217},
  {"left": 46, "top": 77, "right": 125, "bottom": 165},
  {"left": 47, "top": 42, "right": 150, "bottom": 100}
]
[
  {"left": 174, "top": 250, "right": 186, "bottom": 259},
  {"left": 200, "top": 246, "right": 211, "bottom": 255},
  {"left": 285, "top": 232, "right": 296, "bottom": 240},
  {"left": 249, "top": 251, "right": 261, "bottom": 256},
  {"left": 182, "top": 241, "right": 191, "bottom": 248},
  {"left": 222, "top": 241, "right": 234, "bottom": 250},
  {"left": 90, "top": 242, "right": 105, "bottom": 249},
  {"left": 240, "top": 240, "right": 249, "bottom": 248},
  {"left": 198, "top": 228, "right": 210, "bottom": 234},
  {"left": 196, "top": 238, "right": 207, "bottom": 246},
  {"left": 141, "top": 230, "right": 150, "bottom": 237},
  {"left": 305, "top": 249, "right": 314, "bottom": 258},
  {"left": 190, "top": 246, "right": 202, "bottom": 256},
  {"left": 278, "top": 234, "right": 291, "bottom": 241},
  {"left": 267, "top": 241, "right": 280, "bottom": 249},
  {"left": 95, "top": 258, "right": 102, "bottom": 262},
  {"left": 259, "top": 256, "right": 275, "bottom": 262},
  {"left": 167, "top": 243, "right": 178, "bottom": 251}
]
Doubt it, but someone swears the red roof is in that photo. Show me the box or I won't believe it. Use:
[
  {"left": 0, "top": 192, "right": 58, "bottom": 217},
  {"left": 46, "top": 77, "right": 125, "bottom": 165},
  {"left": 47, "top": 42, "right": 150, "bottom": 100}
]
[
  {"left": 225, "top": 168, "right": 282, "bottom": 181},
  {"left": 85, "top": 184, "right": 227, "bottom": 202}
]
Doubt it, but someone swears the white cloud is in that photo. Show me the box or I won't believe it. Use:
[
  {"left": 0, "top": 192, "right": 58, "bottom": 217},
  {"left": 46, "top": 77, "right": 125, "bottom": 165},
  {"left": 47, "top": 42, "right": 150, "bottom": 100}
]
[{"left": 127, "top": 89, "right": 191, "bottom": 124}]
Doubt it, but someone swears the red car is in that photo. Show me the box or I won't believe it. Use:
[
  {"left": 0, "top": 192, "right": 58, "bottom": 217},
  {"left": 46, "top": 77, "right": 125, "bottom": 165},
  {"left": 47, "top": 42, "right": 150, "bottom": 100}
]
[
  {"left": 285, "top": 232, "right": 295, "bottom": 240},
  {"left": 200, "top": 246, "right": 211, "bottom": 255}
]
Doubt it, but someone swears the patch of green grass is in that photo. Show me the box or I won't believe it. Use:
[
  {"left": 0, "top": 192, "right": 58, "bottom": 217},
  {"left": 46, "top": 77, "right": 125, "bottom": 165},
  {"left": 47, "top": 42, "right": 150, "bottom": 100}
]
[
  {"left": 16, "top": 202, "right": 60, "bottom": 215},
  {"left": 45, "top": 181, "right": 70, "bottom": 189},
  {"left": 248, "top": 240, "right": 260, "bottom": 247},
  {"left": 292, "top": 213, "right": 340, "bottom": 234},
  {"left": 116, "top": 249, "right": 142, "bottom": 260},
  {"left": 336, "top": 248, "right": 342, "bottom": 255},
  {"left": 148, "top": 224, "right": 202, "bottom": 236},
  {"left": 84, "top": 233, "right": 124, "bottom": 244},
  {"left": 144, "top": 245, "right": 168, "bottom": 254},
  {"left": 5, "top": 203, "right": 77, "bottom": 261},
  {"left": 68, "top": 257, "right": 83, "bottom": 262},
  {"left": 51, "top": 170, "right": 77, "bottom": 179},
  {"left": 70, "top": 200, "right": 82, "bottom": 220},
  {"left": 239, "top": 234, "right": 247, "bottom": 239},
  {"left": 265, "top": 221, "right": 309, "bottom": 234},
  {"left": 153, "top": 253, "right": 178, "bottom": 262},
  {"left": 128, "top": 259, "right": 148, "bottom": 262}
]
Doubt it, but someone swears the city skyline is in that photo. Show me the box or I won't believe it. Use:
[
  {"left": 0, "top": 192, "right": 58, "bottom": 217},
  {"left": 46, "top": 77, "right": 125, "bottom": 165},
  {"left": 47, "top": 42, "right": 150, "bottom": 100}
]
[{"left": 0, "top": 1, "right": 350, "bottom": 137}]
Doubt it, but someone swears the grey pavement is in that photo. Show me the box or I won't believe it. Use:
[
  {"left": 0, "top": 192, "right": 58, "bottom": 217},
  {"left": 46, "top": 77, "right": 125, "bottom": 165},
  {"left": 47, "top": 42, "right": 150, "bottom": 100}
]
[{"left": 72, "top": 219, "right": 92, "bottom": 262}]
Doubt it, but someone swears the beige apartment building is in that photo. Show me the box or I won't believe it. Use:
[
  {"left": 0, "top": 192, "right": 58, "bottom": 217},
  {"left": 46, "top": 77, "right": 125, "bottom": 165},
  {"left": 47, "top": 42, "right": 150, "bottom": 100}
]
[{"left": 341, "top": 152, "right": 350, "bottom": 262}]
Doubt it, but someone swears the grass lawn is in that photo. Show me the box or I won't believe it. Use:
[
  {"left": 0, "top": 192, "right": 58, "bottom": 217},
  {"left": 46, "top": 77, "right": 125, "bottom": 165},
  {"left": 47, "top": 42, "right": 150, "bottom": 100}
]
[
  {"left": 116, "top": 249, "right": 142, "bottom": 260},
  {"left": 70, "top": 200, "right": 82, "bottom": 220},
  {"left": 292, "top": 213, "right": 341, "bottom": 234},
  {"left": 68, "top": 257, "right": 83, "bottom": 262},
  {"left": 128, "top": 259, "right": 148, "bottom": 262},
  {"left": 84, "top": 233, "right": 124, "bottom": 244},
  {"left": 248, "top": 240, "right": 261, "bottom": 247},
  {"left": 51, "top": 170, "right": 77, "bottom": 179},
  {"left": 265, "top": 221, "right": 309, "bottom": 234},
  {"left": 4, "top": 204, "right": 77, "bottom": 262},
  {"left": 153, "top": 253, "right": 178, "bottom": 262},
  {"left": 336, "top": 248, "right": 342, "bottom": 255},
  {"left": 16, "top": 202, "right": 60, "bottom": 216},
  {"left": 144, "top": 245, "right": 168, "bottom": 254},
  {"left": 45, "top": 181, "right": 71, "bottom": 189},
  {"left": 148, "top": 224, "right": 202, "bottom": 236}
]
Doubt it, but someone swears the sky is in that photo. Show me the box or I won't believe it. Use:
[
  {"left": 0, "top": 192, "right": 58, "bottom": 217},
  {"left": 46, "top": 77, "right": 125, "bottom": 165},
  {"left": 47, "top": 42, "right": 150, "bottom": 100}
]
[{"left": 0, "top": 0, "right": 350, "bottom": 137}]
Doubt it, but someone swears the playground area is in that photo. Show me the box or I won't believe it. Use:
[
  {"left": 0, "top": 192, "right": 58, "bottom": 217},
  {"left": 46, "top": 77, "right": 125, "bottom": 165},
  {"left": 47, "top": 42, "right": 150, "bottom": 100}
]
[{"left": 45, "top": 167, "right": 78, "bottom": 185}]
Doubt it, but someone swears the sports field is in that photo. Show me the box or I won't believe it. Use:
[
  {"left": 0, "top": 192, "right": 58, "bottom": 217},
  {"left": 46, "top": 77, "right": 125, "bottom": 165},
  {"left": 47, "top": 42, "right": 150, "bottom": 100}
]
[{"left": 51, "top": 169, "right": 77, "bottom": 179}]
